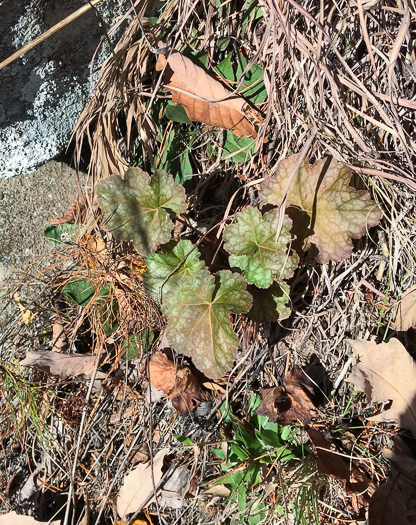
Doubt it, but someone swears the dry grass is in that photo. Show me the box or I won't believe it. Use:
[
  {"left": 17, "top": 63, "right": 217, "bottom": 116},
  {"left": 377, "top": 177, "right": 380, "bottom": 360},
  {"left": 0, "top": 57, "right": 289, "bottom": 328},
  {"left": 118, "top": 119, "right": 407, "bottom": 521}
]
[{"left": 1, "top": 0, "right": 416, "bottom": 524}]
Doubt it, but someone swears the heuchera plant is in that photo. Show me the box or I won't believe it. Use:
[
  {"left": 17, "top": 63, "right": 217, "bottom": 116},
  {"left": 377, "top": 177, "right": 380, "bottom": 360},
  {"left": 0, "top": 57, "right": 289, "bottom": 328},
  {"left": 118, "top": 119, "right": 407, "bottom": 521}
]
[
  {"left": 97, "top": 167, "right": 187, "bottom": 256},
  {"left": 96, "top": 155, "right": 382, "bottom": 378}
]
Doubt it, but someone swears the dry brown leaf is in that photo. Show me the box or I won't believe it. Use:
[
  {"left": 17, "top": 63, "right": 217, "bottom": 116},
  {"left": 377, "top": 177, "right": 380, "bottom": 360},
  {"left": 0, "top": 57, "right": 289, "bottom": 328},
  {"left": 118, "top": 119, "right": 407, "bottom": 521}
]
[
  {"left": 255, "top": 365, "right": 315, "bottom": 424},
  {"left": 80, "top": 233, "right": 107, "bottom": 269},
  {"left": 393, "top": 284, "right": 416, "bottom": 331},
  {"left": 148, "top": 351, "right": 208, "bottom": 416},
  {"left": 50, "top": 194, "right": 92, "bottom": 225},
  {"left": 51, "top": 318, "right": 68, "bottom": 353},
  {"left": 20, "top": 350, "right": 106, "bottom": 381},
  {"left": 383, "top": 436, "right": 416, "bottom": 481},
  {"left": 117, "top": 448, "right": 168, "bottom": 518},
  {"left": 368, "top": 478, "right": 416, "bottom": 525},
  {"left": 156, "top": 49, "right": 258, "bottom": 138},
  {"left": 346, "top": 338, "right": 416, "bottom": 438},
  {"left": 0, "top": 512, "right": 60, "bottom": 525},
  {"left": 307, "top": 428, "right": 373, "bottom": 496},
  {"left": 370, "top": 434, "right": 416, "bottom": 524},
  {"left": 203, "top": 485, "right": 231, "bottom": 498}
]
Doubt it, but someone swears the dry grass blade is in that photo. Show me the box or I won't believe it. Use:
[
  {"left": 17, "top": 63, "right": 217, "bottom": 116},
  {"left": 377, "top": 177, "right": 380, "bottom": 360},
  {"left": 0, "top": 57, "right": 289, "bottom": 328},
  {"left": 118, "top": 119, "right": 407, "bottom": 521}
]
[{"left": 0, "top": 0, "right": 104, "bottom": 70}]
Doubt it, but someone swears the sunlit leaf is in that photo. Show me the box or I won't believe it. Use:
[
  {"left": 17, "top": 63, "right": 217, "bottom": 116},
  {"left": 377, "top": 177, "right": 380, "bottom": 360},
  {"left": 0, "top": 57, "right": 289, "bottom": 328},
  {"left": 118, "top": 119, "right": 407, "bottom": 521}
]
[
  {"left": 143, "top": 239, "right": 206, "bottom": 303},
  {"left": 163, "top": 269, "right": 252, "bottom": 378},
  {"left": 223, "top": 206, "right": 298, "bottom": 288},
  {"left": 44, "top": 223, "right": 77, "bottom": 244},
  {"left": 259, "top": 155, "right": 382, "bottom": 263}
]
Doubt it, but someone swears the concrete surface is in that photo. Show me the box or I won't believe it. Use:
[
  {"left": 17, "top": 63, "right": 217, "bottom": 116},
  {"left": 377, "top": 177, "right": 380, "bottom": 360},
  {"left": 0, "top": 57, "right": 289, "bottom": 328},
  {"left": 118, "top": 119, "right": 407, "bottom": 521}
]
[{"left": 0, "top": 160, "right": 87, "bottom": 285}]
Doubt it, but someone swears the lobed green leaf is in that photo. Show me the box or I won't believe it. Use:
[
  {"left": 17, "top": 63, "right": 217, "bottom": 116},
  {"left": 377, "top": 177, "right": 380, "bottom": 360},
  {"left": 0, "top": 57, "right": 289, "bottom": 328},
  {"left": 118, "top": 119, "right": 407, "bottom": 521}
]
[
  {"left": 97, "top": 168, "right": 187, "bottom": 256},
  {"left": 143, "top": 239, "right": 206, "bottom": 303},
  {"left": 223, "top": 207, "right": 299, "bottom": 288},
  {"left": 163, "top": 269, "right": 252, "bottom": 379},
  {"left": 259, "top": 155, "right": 382, "bottom": 263}
]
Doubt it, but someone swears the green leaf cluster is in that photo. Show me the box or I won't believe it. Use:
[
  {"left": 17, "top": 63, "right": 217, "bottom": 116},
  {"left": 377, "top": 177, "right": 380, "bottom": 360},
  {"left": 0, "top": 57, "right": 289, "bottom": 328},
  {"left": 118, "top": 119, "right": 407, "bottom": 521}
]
[
  {"left": 223, "top": 207, "right": 298, "bottom": 288},
  {"left": 211, "top": 395, "right": 297, "bottom": 523},
  {"left": 95, "top": 157, "right": 381, "bottom": 378}
]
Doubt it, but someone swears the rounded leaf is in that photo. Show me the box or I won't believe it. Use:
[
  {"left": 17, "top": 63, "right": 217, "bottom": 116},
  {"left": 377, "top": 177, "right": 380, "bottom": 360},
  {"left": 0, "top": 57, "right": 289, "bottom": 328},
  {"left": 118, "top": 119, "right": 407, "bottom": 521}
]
[
  {"left": 163, "top": 269, "right": 252, "bottom": 379},
  {"left": 97, "top": 168, "right": 187, "bottom": 255},
  {"left": 143, "top": 239, "right": 206, "bottom": 303},
  {"left": 259, "top": 155, "right": 382, "bottom": 263},
  {"left": 223, "top": 207, "right": 298, "bottom": 288}
]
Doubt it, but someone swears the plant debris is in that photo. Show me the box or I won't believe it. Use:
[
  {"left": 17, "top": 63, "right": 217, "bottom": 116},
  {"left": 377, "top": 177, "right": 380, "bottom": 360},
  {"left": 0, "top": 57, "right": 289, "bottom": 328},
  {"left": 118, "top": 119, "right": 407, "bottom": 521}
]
[
  {"left": 346, "top": 338, "right": 416, "bottom": 438},
  {"left": 148, "top": 350, "right": 208, "bottom": 415},
  {"left": 2, "top": 1, "right": 416, "bottom": 524},
  {"left": 256, "top": 365, "right": 315, "bottom": 424}
]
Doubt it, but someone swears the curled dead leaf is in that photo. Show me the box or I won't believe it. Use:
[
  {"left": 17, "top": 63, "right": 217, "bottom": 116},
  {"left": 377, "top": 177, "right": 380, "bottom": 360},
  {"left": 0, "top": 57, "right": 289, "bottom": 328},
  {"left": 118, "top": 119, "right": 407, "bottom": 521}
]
[
  {"left": 51, "top": 318, "right": 68, "bottom": 352},
  {"left": 255, "top": 365, "right": 315, "bottom": 424},
  {"left": 50, "top": 193, "right": 93, "bottom": 225},
  {"left": 156, "top": 48, "right": 258, "bottom": 138},
  {"left": 148, "top": 351, "right": 208, "bottom": 416}
]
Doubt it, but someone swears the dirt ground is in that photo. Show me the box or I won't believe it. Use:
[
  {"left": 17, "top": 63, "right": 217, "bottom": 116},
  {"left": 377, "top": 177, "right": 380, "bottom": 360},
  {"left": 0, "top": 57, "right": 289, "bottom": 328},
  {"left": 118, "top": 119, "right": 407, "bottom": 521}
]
[{"left": 0, "top": 160, "right": 86, "bottom": 328}]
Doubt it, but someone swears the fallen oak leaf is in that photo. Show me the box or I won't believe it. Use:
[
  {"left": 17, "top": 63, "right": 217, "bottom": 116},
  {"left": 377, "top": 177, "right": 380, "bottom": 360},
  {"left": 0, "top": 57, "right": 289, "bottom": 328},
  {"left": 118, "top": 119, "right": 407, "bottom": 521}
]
[
  {"left": 346, "top": 338, "right": 416, "bottom": 438},
  {"left": 148, "top": 351, "right": 208, "bottom": 415},
  {"left": 393, "top": 283, "right": 416, "bottom": 331},
  {"left": 306, "top": 428, "right": 373, "bottom": 496},
  {"left": 20, "top": 350, "right": 106, "bottom": 381},
  {"left": 156, "top": 47, "right": 259, "bottom": 138},
  {"left": 117, "top": 448, "right": 169, "bottom": 518},
  {"left": 256, "top": 365, "right": 315, "bottom": 424}
]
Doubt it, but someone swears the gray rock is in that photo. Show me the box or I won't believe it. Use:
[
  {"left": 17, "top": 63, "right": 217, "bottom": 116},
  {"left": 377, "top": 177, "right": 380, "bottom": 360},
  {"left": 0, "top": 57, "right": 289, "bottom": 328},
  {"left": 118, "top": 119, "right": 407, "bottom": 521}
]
[{"left": 0, "top": 0, "right": 130, "bottom": 178}]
